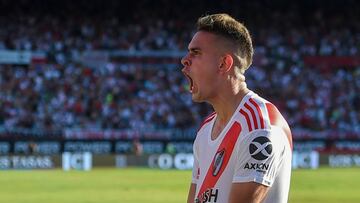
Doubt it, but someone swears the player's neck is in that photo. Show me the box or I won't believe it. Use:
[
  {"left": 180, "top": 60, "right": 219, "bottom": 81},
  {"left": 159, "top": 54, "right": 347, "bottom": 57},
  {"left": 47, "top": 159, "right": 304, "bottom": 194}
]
[
  {"left": 210, "top": 86, "right": 249, "bottom": 141},
  {"left": 211, "top": 85, "right": 249, "bottom": 126}
]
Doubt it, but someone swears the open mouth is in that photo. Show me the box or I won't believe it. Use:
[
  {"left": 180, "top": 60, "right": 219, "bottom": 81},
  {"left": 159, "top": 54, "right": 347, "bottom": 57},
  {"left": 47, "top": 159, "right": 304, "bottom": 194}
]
[{"left": 184, "top": 72, "right": 194, "bottom": 93}]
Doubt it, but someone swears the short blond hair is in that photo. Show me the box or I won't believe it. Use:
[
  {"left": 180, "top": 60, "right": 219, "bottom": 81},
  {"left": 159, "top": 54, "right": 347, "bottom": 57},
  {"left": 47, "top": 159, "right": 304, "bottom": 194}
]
[{"left": 197, "top": 13, "right": 253, "bottom": 72}]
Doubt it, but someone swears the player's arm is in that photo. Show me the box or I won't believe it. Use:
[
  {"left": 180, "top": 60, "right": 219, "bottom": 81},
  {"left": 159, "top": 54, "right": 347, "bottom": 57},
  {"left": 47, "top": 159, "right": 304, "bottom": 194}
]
[
  {"left": 187, "top": 183, "right": 197, "bottom": 203},
  {"left": 231, "top": 129, "right": 283, "bottom": 203},
  {"left": 229, "top": 182, "right": 269, "bottom": 203}
]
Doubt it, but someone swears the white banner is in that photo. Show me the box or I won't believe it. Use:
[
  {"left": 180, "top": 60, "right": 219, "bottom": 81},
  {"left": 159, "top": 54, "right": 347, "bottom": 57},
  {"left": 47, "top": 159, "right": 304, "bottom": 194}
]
[
  {"left": 0, "top": 50, "right": 31, "bottom": 64},
  {"left": 62, "top": 152, "right": 92, "bottom": 171},
  {"left": 292, "top": 151, "right": 319, "bottom": 169}
]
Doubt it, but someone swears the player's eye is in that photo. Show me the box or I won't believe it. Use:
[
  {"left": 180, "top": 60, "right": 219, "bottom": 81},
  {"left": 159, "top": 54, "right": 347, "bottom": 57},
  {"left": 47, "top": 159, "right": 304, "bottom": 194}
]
[{"left": 190, "top": 50, "right": 200, "bottom": 56}]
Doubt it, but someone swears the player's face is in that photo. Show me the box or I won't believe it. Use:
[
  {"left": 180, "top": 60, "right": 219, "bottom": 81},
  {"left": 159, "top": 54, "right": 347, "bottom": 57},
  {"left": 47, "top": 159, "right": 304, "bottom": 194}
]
[{"left": 181, "top": 31, "right": 223, "bottom": 102}]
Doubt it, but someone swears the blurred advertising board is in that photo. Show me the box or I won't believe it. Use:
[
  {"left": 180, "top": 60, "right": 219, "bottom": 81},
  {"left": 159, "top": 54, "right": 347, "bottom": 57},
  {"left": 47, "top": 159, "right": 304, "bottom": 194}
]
[
  {"left": 0, "top": 50, "right": 46, "bottom": 65},
  {"left": 327, "top": 154, "right": 360, "bottom": 167},
  {"left": 0, "top": 155, "right": 58, "bottom": 169},
  {"left": 1, "top": 152, "right": 360, "bottom": 170},
  {"left": 0, "top": 140, "right": 194, "bottom": 155}
]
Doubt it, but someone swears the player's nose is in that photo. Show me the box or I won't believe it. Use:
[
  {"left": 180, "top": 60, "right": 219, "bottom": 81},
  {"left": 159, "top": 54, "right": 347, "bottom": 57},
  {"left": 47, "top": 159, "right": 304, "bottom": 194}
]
[{"left": 181, "top": 54, "right": 191, "bottom": 67}]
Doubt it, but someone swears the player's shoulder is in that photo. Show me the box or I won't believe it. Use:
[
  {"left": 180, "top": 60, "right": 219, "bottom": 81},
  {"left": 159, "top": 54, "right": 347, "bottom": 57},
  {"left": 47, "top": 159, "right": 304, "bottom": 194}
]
[
  {"left": 237, "top": 93, "right": 274, "bottom": 133},
  {"left": 197, "top": 111, "right": 216, "bottom": 133},
  {"left": 237, "top": 92, "right": 292, "bottom": 149}
]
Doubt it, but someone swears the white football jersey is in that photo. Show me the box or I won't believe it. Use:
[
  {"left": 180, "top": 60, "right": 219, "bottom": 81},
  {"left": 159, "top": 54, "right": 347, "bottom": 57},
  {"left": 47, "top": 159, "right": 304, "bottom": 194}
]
[{"left": 191, "top": 91, "right": 292, "bottom": 203}]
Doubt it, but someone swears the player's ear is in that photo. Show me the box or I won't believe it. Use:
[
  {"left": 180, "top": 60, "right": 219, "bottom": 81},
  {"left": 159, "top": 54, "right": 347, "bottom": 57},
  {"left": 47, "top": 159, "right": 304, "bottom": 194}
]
[{"left": 218, "top": 54, "right": 233, "bottom": 74}]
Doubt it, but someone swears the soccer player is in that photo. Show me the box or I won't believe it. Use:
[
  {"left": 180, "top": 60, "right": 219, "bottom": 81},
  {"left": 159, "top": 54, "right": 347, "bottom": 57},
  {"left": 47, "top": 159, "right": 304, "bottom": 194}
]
[{"left": 181, "top": 13, "right": 292, "bottom": 203}]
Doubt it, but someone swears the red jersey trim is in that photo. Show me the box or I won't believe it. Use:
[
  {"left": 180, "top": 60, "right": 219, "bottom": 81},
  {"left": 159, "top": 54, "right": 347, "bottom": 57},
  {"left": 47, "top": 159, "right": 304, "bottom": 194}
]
[
  {"left": 197, "top": 112, "right": 216, "bottom": 132},
  {"left": 239, "top": 109, "right": 253, "bottom": 131},
  {"left": 244, "top": 102, "right": 258, "bottom": 129},
  {"left": 249, "top": 98, "right": 265, "bottom": 129},
  {"left": 196, "top": 122, "right": 242, "bottom": 201},
  {"left": 240, "top": 99, "right": 267, "bottom": 132}
]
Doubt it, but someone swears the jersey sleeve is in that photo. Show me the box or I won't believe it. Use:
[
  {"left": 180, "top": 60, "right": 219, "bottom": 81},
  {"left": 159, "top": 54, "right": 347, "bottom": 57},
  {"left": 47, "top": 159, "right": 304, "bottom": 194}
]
[{"left": 232, "top": 128, "right": 286, "bottom": 187}]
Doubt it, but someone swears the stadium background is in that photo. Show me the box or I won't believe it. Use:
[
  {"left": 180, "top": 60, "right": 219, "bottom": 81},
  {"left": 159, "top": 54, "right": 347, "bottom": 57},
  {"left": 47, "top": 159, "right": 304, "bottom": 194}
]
[{"left": 0, "top": 0, "right": 359, "bottom": 202}]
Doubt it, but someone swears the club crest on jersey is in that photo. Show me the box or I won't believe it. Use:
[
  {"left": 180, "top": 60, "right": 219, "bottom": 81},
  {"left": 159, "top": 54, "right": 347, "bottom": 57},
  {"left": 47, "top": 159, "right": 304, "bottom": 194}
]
[{"left": 212, "top": 149, "right": 225, "bottom": 176}]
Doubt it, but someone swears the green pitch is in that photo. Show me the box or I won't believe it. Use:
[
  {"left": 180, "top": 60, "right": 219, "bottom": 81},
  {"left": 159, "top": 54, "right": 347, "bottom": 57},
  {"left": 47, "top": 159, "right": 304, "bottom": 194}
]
[{"left": 0, "top": 167, "right": 359, "bottom": 203}]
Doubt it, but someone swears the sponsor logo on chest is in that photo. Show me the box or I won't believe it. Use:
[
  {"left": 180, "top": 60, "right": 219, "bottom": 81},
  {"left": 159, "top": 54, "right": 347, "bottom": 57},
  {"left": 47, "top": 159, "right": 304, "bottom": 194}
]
[{"left": 195, "top": 188, "right": 219, "bottom": 203}]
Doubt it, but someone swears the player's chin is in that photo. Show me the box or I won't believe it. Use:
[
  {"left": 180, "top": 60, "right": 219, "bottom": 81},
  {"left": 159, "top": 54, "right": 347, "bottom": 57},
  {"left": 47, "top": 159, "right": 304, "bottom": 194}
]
[{"left": 191, "top": 93, "right": 204, "bottom": 103}]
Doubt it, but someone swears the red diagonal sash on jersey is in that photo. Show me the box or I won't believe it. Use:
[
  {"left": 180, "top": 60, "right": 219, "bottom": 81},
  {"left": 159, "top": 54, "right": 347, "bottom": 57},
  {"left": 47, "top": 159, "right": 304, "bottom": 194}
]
[{"left": 196, "top": 122, "right": 242, "bottom": 200}]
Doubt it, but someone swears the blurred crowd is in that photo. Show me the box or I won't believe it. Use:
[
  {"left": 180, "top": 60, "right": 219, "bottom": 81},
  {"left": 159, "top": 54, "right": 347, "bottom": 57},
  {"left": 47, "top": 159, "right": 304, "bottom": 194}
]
[{"left": 0, "top": 0, "right": 359, "bottom": 134}]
